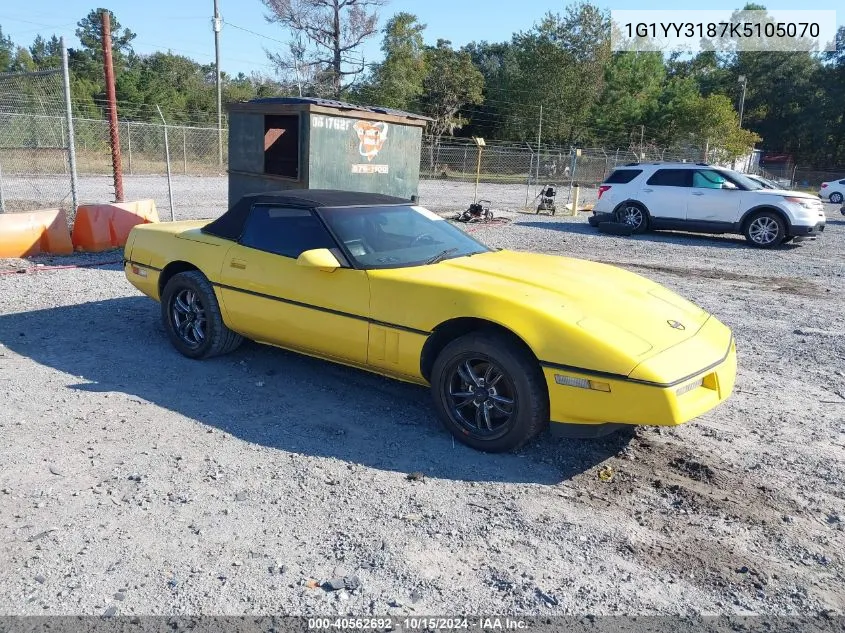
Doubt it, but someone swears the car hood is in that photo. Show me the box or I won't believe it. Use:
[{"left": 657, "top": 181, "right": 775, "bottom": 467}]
[
  {"left": 381, "top": 249, "right": 711, "bottom": 361},
  {"left": 752, "top": 188, "right": 819, "bottom": 200}
]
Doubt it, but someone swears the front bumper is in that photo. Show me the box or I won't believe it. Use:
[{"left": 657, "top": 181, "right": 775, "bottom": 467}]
[
  {"left": 544, "top": 320, "right": 737, "bottom": 430},
  {"left": 789, "top": 221, "right": 825, "bottom": 238}
]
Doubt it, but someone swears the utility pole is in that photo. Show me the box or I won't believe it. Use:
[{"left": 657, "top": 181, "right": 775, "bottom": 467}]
[
  {"left": 101, "top": 10, "right": 124, "bottom": 202},
  {"left": 535, "top": 105, "right": 543, "bottom": 183},
  {"left": 213, "top": 0, "right": 223, "bottom": 167}
]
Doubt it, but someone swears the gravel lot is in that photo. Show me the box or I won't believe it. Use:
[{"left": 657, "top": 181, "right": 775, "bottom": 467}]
[{"left": 1, "top": 178, "right": 844, "bottom": 618}]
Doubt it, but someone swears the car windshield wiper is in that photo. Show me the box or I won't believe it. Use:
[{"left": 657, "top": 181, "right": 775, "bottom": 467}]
[{"left": 424, "top": 248, "right": 459, "bottom": 265}]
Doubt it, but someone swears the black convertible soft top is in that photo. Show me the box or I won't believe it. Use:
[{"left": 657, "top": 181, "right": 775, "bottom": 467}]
[{"left": 202, "top": 189, "right": 411, "bottom": 240}]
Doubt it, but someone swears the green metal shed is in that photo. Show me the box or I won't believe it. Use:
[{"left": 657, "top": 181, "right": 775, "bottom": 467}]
[{"left": 226, "top": 97, "right": 430, "bottom": 207}]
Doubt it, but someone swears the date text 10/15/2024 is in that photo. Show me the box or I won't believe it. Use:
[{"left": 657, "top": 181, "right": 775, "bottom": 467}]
[{"left": 307, "top": 617, "right": 530, "bottom": 630}]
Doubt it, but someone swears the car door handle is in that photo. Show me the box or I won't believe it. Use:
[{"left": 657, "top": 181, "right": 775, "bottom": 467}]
[
  {"left": 229, "top": 258, "right": 247, "bottom": 270},
  {"left": 642, "top": 188, "right": 653, "bottom": 193},
  {"left": 691, "top": 192, "right": 704, "bottom": 196}
]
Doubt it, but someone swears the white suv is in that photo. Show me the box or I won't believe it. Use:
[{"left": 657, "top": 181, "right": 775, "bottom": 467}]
[{"left": 591, "top": 162, "right": 826, "bottom": 248}]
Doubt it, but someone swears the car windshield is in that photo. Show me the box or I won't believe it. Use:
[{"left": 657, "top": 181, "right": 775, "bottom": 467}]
[
  {"left": 319, "top": 204, "right": 491, "bottom": 269},
  {"left": 716, "top": 169, "right": 763, "bottom": 191}
]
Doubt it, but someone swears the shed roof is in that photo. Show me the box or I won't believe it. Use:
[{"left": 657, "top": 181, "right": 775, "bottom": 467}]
[{"left": 228, "top": 96, "right": 432, "bottom": 122}]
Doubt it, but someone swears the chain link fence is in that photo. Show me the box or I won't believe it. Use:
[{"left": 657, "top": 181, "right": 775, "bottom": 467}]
[
  {"left": 419, "top": 139, "right": 711, "bottom": 187},
  {"left": 793, "top": 168, "right": 844, "bottom": 191},
  {"left": 3, "top": 100, "right": 843, "bottom": 215},
  {"left": 71, "top": 118, "right": 227, "bottom": 177},
  {"left": 0, "top": 70, "right": 74, "bottom": 213}
]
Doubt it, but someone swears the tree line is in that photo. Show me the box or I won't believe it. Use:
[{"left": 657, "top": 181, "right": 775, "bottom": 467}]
[{"left": 1, "top": 2, "right": 843, "bottom": 168}]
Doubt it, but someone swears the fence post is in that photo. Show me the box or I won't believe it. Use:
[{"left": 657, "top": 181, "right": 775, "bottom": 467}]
[
  {"left": 524, "top": 143, "right": 534, "bottom": 208},
  {"left": 156, "top": 105, "right": 175, "bottom": 221},
  {"left": 60, "top": 117, "right": 68, "bottom": 176},
  {"left": 183, "top": 127, "right": 188, "bottom": 175},
  {"left": 126, "top": 122, "right": 133, "bottom": 175},
  {"left": 60, "top": 37, "right": 79, "bottom": 214}
]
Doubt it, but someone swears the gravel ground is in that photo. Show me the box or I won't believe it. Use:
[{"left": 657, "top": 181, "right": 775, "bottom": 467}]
[{"left": 0, "top": 178, "right": 844, "bottom": 618}]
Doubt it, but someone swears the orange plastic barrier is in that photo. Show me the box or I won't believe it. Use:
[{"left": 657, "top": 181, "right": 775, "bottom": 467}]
[
  {"left": 0, "top": 209, "right": 73, "bottom": 257},
  {"left": 72, "top": 199, "right": 159, "bottom": 252}
]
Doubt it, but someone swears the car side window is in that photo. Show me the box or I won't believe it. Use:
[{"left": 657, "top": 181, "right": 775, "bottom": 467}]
[
  {"left": 240, "top": 205, "right": 336, "bottom": 259},
  {"left": 604, "top": 169, "right": 642, "bottom": 184},
  {"left": 646, "top": 169, "right": 692, "bottom": 187},
  {"left": 693, "top": 170, "right": 727, "bottom": 189}
]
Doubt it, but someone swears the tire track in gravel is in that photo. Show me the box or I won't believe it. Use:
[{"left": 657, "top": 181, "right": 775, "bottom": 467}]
[
  {"left": 592, "top": 261, "right": 829, "bottom": 297},
  {"left": 545, "top": 429, "right": 845, "bottom": 613}
]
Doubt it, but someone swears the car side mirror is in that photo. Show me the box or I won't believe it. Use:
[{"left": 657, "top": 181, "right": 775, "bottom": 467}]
[{"left": 296, "top": 248, "right": 340, "bottom": 272}]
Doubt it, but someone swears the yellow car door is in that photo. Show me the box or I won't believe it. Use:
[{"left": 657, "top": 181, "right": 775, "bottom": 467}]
[{"left": 216, "top": 204, "right": 370, "bottom": 364}]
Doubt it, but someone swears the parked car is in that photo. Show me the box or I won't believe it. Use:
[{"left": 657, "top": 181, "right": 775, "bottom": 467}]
[
  {"left": 591, "top": 162, "right": 826, "bottom": 248},
  {"left": 124, "top": 190, "right": 736, "bottom": 452},
  {"left": 819, "top": 178, "right": 845, "bottom": 204},
  {"left": 745, "top": 174, "right": 780, "bottom": 189}
]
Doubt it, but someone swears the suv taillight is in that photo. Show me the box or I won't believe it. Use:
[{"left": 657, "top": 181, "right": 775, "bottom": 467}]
[
  {"left": 821, "top": 183, "right": 828, "bottom": 188},
  {"left": 598, "top": 185, "right": 611, "bottom": 199}
]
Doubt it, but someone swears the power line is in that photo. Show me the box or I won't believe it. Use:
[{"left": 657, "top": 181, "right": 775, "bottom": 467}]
[{"left": 224, "top": 21, "right": 289, "bottom": 47}]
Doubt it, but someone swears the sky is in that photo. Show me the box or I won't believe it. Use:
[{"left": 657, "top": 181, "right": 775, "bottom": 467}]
[{"left": 1, "top": 0, "right": 843, "bottom": 77}]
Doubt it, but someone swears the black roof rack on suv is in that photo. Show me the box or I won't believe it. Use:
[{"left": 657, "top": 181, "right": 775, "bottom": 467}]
[{"left": 621, "top": 161, "right": 711, "bottom": 168}]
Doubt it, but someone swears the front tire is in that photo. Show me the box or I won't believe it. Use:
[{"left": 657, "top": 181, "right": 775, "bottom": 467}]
[
  {"left": 430, "top": 332, "right": 549, "bottom": 452},
  {"left": 744, "top": 211, "right": 785, "bottom": 248},
  {"left": 829, "top": 192, "right": 844, "bottom": 204},
  {"left": 614, "top": 203, "right": 648, "bottom": 233},
  {"left": 160, "top": 271, "right": 243, "bottom": 359}
]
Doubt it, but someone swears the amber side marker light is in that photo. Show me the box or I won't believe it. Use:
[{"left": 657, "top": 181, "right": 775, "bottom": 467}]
[
  {"left": 554, "top": 374, "right": 611, "bottom": 392},
  {"left": 675, "top": 378, "right": 703, "bottom": 396}
]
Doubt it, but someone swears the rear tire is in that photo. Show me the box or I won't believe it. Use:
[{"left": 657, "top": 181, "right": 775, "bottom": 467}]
[
  {"left": 744, "top": 211, "right": 785, "bottom": 248},
  {"left": 829, "top": 192, "right": 843, "bottom": 204},
  {"left": 430, "top": 332, "right": 549, "bottom": 453},
  {"left": 161, "top": 271, "right": 243, "bottom": 359},
  {"left": 614, "top": 203, "right": 648, "bottom": 234}
]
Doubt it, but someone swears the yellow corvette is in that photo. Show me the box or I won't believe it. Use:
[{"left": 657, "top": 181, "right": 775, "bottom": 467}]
[{"left": 124, "top": 190, "right": 736, "bottom": 452}]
